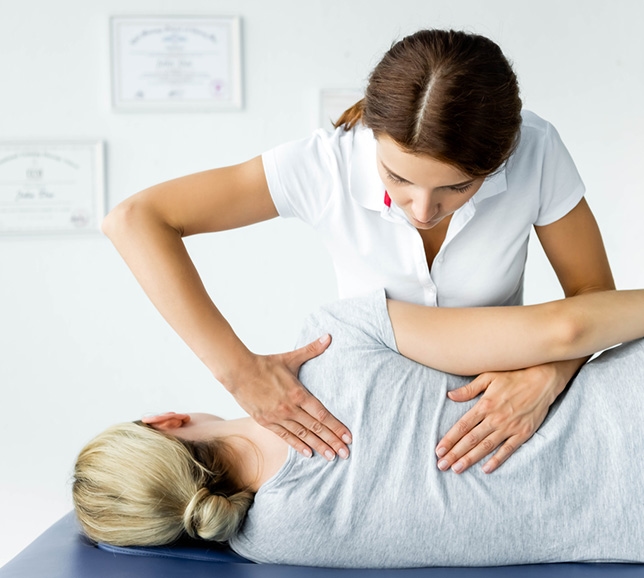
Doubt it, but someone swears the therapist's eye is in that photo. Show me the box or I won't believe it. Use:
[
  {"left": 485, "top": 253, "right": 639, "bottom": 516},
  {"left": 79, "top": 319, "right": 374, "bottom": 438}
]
[
  {"left": 386, "top": 171, "right": 410, "bottom": 185},
  {"left": 449, "top": 183, "right": 474, "bottom": 194}
]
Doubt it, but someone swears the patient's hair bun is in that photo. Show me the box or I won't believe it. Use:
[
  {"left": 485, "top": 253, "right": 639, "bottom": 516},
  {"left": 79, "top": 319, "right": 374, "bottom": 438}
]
[{"left": 184, "top": 487, "right": 254, "bottom": 542}]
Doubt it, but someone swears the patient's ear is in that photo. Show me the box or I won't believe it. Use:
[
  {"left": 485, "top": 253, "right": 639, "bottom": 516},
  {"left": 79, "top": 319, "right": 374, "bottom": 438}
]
[{"left": 142, "top": 412, "right": 191, "bottom": 431}]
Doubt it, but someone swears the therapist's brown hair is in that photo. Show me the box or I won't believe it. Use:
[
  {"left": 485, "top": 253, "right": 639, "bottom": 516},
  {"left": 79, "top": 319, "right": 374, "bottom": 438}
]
[{"left": 336, "top": 29, "right": 522, "bottom": 178}]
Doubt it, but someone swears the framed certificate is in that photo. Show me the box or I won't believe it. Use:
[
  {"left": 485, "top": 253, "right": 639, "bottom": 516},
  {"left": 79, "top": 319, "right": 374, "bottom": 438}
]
[
  {"left": 0, "top": 141, "right": 105, "bottom": 235},
  {"left": 111, "top": 16, "right": 243, "bottom": 111}
]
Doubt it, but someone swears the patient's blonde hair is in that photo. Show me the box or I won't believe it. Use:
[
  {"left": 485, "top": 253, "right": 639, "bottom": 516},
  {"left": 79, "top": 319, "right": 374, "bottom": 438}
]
[{"left": 72, "top": 422, "right": 254, "bottom": 547}]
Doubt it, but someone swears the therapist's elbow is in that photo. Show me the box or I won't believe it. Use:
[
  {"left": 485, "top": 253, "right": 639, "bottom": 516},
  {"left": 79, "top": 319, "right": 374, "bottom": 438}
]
[
  {"left": 101, "top": 203, "right": 124, "bottom": 240},
  {"left": 547, "top": 301, "right": 588, "bottom": 361},
  {"left": 102, "top": 196, "right": 135, "bottom": 238},
  {"left": 101, "top": 196, "right": 158, "bottom": 242}
]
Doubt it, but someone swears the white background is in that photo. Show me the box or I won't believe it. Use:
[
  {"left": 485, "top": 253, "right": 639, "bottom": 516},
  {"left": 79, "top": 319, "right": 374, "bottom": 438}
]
[{"left": 1, "top": 0, "right": 643, "bottom": 567}]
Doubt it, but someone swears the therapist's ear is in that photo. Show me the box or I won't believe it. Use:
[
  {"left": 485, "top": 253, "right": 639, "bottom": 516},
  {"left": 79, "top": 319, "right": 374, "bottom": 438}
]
[{"left": 142, "top": 412, "right": 191, "bottom": 431}]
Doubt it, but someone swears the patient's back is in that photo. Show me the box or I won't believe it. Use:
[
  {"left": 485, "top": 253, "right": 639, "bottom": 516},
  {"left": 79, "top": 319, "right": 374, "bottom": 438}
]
[{"left": 229, "top": 291, "right": 644, "bottom": 568}]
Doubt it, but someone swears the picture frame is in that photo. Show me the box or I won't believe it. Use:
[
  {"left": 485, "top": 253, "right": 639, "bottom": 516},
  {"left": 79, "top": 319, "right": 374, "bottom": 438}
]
[
  {"left": 0, "top": 141, "right": 105, "bottom": 235},
  {"left": 110, "top": 15, "right": 243, "bottom": 112}
]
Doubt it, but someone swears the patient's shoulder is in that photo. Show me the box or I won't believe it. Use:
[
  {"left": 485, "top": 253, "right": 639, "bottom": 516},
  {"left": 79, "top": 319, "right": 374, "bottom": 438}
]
[{"left": 296, "top": 290, "right": 396, "bottom": 352}]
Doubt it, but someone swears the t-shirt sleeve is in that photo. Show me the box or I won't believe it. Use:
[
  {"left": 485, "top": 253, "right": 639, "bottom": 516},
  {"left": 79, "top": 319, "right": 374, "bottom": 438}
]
[
  {"left": 296, "top": 290, "right": 398, "bottom": 353},
  {"left": 535, "top": 122, "right": 586, "bottom": 226},
  {"left": 261, "top": 129, "right": 338, "bottom": 226}
]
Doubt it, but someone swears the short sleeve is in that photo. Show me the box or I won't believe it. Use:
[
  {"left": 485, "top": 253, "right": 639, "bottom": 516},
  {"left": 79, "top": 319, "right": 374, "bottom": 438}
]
[
  {"left": 296, "top": 290, "right": 398, "bottom": 353},
  {"left": 261, "top": 129, "right": 338, "bottom": 226},
  {"left": 535, "top": 122, "right": 586, "bottom": 226}
]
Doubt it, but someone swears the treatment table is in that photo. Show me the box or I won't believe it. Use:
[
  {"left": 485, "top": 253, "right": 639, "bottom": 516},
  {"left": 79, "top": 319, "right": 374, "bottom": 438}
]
[{"left": 2, "top": 512, "right": 644, "bottom": 577}]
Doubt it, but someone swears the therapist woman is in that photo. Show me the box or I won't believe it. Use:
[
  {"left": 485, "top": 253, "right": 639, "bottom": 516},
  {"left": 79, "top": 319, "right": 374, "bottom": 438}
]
[{"left": 102, "top": 29, "right": 614, "bottom": 475}]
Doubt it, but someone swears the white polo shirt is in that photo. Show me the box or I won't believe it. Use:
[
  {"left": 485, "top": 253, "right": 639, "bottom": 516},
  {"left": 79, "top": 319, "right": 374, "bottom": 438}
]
[{"left": 262, "top": 110, "right": 585, "bottom": 307}]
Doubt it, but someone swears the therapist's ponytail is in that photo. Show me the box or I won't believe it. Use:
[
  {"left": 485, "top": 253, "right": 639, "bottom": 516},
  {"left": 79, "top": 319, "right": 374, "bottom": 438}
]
[
  {"left": 335, "top": 98, "right": 365, "bottom": 131},
  {"left": 72, "top": 422, "right": 253, "bottom": 547},
  {"left": 336, "top": 29, "right": 522, "bottom": 177}
]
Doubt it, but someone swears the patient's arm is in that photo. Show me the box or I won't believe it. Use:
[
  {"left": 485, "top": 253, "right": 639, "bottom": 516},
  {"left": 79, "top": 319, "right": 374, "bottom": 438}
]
[{"left": 387, "top": 289, "right": 644, "bottom": 375}]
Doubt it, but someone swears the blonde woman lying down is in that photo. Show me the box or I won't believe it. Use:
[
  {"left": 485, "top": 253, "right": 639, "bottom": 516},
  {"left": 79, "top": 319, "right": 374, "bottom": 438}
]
[{"left": 74, "top": 289, "right": 644, "bottom": 568}]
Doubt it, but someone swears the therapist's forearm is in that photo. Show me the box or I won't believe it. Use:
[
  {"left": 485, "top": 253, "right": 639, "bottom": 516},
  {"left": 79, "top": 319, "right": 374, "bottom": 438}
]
[
  {"left": 387, "top": 290, "right": 644, "bottom": 375},
  {"left": 102, "top": 200, "right": 252, "bottom": 386}
]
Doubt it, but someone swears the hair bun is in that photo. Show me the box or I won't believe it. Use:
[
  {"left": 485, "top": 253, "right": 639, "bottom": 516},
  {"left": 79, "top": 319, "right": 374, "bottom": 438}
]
[
  {"left": 183, "top": 487, "right": 210, "bottom": 536},
  {"left": 183, "top": 487, "right": 253, "bottom": 542}
]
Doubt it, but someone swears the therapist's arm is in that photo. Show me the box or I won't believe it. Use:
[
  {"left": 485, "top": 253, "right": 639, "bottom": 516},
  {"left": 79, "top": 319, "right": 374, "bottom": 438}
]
[
  {"left": 387, "top": 288, "right": 644, "bottom": 375},
  {"left": 102, "top": 157, "right": 351, "bottom": 461},
  {"left": 445, "top": 198, "right": 614, "bottom": 474},
  {"left": 393, "top": 198, "right": 616, "bottom": 474},
  {"left": 529, "top": 199, "right": 615, "bottom": 391}
]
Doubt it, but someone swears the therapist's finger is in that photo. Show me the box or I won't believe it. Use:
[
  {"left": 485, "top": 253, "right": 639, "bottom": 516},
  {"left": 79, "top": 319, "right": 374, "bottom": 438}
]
[
  {"left": 447, "top": 373, "right": 492, "bottom": 402},
  {"left": 280, "top": 416, "right": 340, "bottom": 462},
  {"left": 444, "top": 431, "right": 526, "bottom": 474},
  {"left": 283, "top": 334, "right": 332, "bottom": 373},
  {"left": 436, "top": 418, "right": 495, "bottom": 471},
  {"left": 481, "top": 435, "right": 526, "bottom": 474},
  {"left": 437, "top": 423, "right": 504, "bottom": 473},
  {"left": 264, "top": 422, "right": 314, "bottom": 459},
  {"left": 438, "top": 418, "right": 535, "bottom": 474},
  {"left": 253, "top": 375, "right": 351, "bottom": 460},
  {"left": 296, "top": 398, "right": 352, "bottom": 459},
  {"left": 266, "top": 407, "right": 347, "bottom": 462},
  {"left": 435, "top": 400, "right": 487, "bottom": 460},
  {"left": 436, "top": 374, "right": 493, "bottom": 458}
]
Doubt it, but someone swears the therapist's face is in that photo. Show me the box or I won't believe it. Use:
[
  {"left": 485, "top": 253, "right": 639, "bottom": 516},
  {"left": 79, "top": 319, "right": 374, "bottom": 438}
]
[{"left": 375, "top": 135, "right": 485, "bottom": 230}]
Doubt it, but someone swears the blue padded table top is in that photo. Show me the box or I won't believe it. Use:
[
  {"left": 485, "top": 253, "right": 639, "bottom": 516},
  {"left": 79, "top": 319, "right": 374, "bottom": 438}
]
[{"left": 2, "top": 513, "right": 644, "bottom": 578}]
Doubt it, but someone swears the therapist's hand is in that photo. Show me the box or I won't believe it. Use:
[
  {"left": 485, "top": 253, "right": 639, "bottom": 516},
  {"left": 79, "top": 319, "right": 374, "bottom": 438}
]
[
  {"left": 229, "top": 334, "right": 352, "bottom": 461},
  {"left": 434, "top": 360, "right": 581, "bottom": 474}
]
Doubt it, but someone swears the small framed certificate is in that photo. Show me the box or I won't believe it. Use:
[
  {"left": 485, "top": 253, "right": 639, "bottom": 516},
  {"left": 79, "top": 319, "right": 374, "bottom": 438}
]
[
  {"left": 0, "top": 141, "right": 105, "bottom": 235},
  {"left": 111, "top": 16, "right": 243, "bottom": 111}
]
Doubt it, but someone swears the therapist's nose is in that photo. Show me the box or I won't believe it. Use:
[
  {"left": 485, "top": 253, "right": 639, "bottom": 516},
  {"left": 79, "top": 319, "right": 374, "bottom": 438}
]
[{"left": 410, "top": 193, "right": 437, "bottom": 223}]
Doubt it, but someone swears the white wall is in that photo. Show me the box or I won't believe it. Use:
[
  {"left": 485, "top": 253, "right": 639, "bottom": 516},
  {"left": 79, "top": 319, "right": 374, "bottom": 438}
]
[{"left": 1, "top": 0, "right": 643, "bottom": 567}]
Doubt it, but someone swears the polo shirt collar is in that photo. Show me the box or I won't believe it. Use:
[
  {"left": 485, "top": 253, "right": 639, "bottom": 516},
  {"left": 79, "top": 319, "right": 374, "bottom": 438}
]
[
  {"left": 348, "top": 128, "right": 386, "bottom": 211},
  {"left": 472, "top": 166, "right": 507, "bottom": 203}
]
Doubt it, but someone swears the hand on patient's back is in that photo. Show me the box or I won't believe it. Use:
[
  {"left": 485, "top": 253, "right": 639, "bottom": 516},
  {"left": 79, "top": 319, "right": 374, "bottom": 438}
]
[
  {"left": 230, "top": 334, "right": 352, "bottom": 461},
  {"left": 434, "top": 365, "right": 561, "bottom": 474}
]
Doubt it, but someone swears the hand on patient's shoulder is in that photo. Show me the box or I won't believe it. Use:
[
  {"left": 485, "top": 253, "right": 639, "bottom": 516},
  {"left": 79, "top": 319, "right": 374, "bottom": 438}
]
[{"left": 228, "top": 334, "right": 352, "bottom": 462}]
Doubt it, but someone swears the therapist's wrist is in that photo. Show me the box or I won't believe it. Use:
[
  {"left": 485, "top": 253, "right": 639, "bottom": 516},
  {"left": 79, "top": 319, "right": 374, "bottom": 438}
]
[
  {"left": 544, "top": 357, "right": 589, "bottom": 400},
  {"left": 206, "top": 340, "right": 257, "bottom": 393}
]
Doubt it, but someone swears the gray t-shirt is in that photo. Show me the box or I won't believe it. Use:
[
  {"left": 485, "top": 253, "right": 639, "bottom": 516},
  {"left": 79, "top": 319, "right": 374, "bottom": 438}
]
[{"left": 229, "top": 291, "right": 644, "bottom": 567}]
